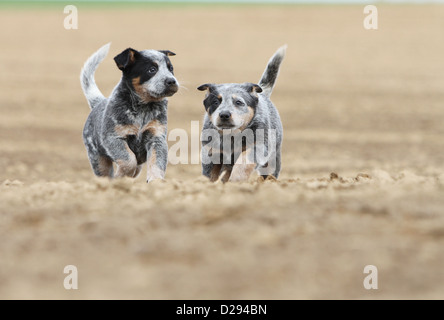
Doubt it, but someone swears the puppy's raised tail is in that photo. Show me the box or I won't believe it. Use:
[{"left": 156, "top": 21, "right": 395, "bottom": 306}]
[
  {"left": 258, "top": 45, "right": 287, "bottom": 97},
  {"left": 80, "top": 43, "right": 110, "bottom": 109}
]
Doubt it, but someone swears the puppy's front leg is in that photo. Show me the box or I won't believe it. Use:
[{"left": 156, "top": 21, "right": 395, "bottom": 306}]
[
  {"left": 202, "top": 151, "right": 226, "bottom": 182},
  {"left": 203, "top": 163, "right": 221, "bottom": 182},
  {"left": 229, "top": 148, "right": 256, "bottom": 182},
  {"left": 218, "top": 164, "right": 233, "bottom": 183},
  {"left": 146, "top": 138, "right": 167, "bottom": 183},
  {"left": 104, "top": 137, "right": 138, "bottom": 178}
]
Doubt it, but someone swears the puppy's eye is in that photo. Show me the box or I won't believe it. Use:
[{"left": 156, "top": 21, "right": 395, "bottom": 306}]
[
  {"left": 235, "top": 100, "right": 244, "bottom": 106},
  {"left": 169, "top": 66, "right": 174, "bottom": 72},
  {"left": 148, "top": 67, "right": 157, "bottom": 74},
  {"left": 212, "top": 100, "right": 219, "bottom": 106}
]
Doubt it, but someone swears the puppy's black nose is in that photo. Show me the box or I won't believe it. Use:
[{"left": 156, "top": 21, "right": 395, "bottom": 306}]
[
  {"left": 219, "top": 111, "right": 231, "bottom": 120},
  {"left": 165, "top": 78, "right": 177, "bottom": 86}
]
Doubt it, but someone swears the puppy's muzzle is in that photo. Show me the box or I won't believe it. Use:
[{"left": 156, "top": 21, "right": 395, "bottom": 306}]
[
  {"left": 163, "top": 77, "right": 179, "bottom": 96},
  {"left": 217, "top": 111, "right": 235, "bottom": 129}
]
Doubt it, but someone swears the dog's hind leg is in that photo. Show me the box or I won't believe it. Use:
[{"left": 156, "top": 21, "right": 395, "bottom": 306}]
[
  {"left": 258, "top": 147, "right": 281, "bottom": 180},
  {"left": 272, "top": 149, "right": 281, "bottom": 179}
]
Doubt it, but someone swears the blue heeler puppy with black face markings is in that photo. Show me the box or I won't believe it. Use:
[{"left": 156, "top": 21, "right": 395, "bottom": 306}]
[
  {"left": 198, "top": 46, "right": 286, "bottom": 182},
  {"left": 80, "top": 43, "right": 179, "bottom": 182}
]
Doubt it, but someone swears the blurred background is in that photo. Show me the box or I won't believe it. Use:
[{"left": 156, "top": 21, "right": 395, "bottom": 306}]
[{"left": 0, "top": 1, "right": 444, "bottom": 299}]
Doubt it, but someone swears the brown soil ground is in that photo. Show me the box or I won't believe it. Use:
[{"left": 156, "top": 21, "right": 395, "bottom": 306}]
[{"left": 1, "top": 4, "right": 444, "bottom": 299}]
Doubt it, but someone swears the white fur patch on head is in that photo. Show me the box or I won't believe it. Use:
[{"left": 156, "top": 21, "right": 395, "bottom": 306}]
[{"left": 140, "top": 50, "right": 165, "bottom": 61}]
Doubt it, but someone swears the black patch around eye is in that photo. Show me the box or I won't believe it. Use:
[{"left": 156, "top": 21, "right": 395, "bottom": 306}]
[
  {"left": 127, "top": 57, "right": 158, "bottom": 84},
  {"left": 203, "top": 92, "right": 222, "bottom": 115}
]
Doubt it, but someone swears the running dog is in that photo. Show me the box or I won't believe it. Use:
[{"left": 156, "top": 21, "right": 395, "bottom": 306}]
[
  {"left": 198, "top": 46, "right": 286, "bottom": 182},
  {"left": 80, "top": 43, "right": 179, "bottom": 182}
]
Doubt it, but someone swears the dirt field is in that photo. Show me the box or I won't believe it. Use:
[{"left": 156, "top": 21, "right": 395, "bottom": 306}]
[{"left": 1, "top": 4, "right": 444, "bottom": 299}]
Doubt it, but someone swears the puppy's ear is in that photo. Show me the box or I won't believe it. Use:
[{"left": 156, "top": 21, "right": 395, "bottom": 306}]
[
  {"left": 159, "top": 50, "right": 176, "bottom": 57},
  {"left": 245, "top": 83, "right": 263, "bottom": 93},
  {"left": 114, "top": 48, "right": 138, "bottom": 71},
  {"left": 197, "top": 84, "right": 214, "bottom": 92}
]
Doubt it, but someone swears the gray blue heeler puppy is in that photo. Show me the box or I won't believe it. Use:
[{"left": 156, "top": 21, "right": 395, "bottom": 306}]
[
  {"left": 80, "top": 43, "right": 179, "bottom": 182},
  {"left": 198, "top": 45, "right": 286, "bottom": 182}
]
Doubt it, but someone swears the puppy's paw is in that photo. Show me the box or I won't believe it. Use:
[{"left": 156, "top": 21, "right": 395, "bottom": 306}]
[
  {"left": 228, "top": 171, "right": 250, "bottom": 182},
  {"left": 228, "top": 164, "right": 255, "bottom": 183},
  {"left": 146, "top": 177, "right": 165, "bottom": 184}
]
